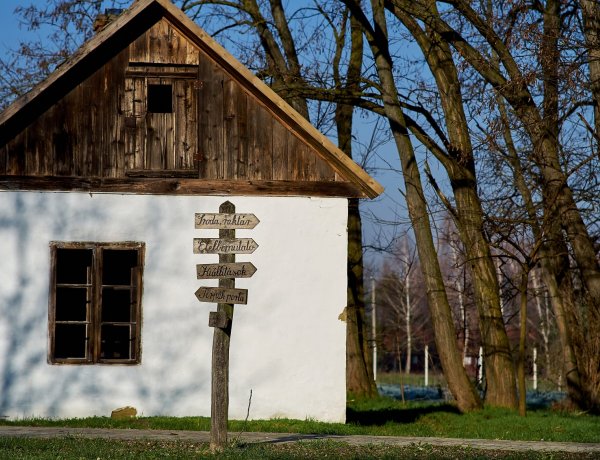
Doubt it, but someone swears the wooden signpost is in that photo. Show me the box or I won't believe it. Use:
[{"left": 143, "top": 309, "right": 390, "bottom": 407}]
[{"left": 193, "top": 201, "right": 258, "bottom": 451}]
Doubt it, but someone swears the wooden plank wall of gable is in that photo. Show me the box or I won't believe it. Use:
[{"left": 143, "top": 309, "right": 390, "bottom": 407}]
[
  {"left": 1, "top": 45, "right": 131, "bottom": 178},
  {"left": 145, "top": 19, "right": 200, "bottom": 66},
  {"left": 0, "top": 15, "right": 359, "bottom": 195},
  {"left": 271, "top": 119, "right": 288, "bottom": 180},
  {"left": 128, "top": 19, "right": 201, "bottom": 65},
  {"left": 175, "top": 77, "right": 198, "bottom": 170},
  {"left": 247, "top": 102, "right": 274, "bottom": 181},
  {"left": 199, "top": 57, "right": 223, "bottom": 179},
  {"left": 195, "top": 46, "right": 338, "bottom": 184},
  {"left": 103, "top": 50, "right": 128, "bottom": 178},
  {"left": 223, "top": 79, "right": 239, "bottom": 179}
]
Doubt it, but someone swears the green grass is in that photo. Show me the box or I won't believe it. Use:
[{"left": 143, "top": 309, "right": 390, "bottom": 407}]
[
  {"left": 1, "top": 398, "right": 598, "bottom": 443},
  {"left": 0, "top": 438, "right": 596, "bottom": 459},
  {"left": 347, "top": 399, "right": 600, "bottom": 442},
  {"left": 1, "top": 399, "right": 598, "bottom": 459}
]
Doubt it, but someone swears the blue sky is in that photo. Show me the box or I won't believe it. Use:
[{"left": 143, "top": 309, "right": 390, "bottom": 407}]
[
  {"left": 0, "top": 1, "right": 30, "bottom": 50},
  {"left": 0, "top": 1, "right": 57, "bottom": 56}
]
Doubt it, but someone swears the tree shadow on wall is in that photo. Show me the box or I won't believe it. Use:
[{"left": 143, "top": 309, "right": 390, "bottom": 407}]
[
  {"left": 0, "top": 193, "right": 209, "bottom": 418},
  {"left": 346, "top": 402, "right": 460, "bottom": 426}
]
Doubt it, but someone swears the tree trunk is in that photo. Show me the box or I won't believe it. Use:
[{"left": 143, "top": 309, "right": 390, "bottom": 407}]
[
  {"left": 451, "top": 243, "right": 469, "bottom": 362},
  {"left": 392, "top": 0, "right": 517, "bottom": 408},
  {"left": 344, "top": 0, "right": 482, "bottom": 411},
  {"left": 339, "top": 13, "right": 377, "bottom": 398},
  {"left": 243, "top": 0, "right": 311, "bottom": 120},
  {"left": 346, "top": 199, "right": 377, "bottom": 397},
  {"left": 496, "top": 83, "right": 588, "bottom": 410},
  {"left": 538, "top": 240, "right": 586, "bottom": 407},
  {"left": 517, "top": 270, "right": 528, "bottom": 417},
  {"left": 405, "top": 268, "right": 411, "bottom": 375},
  {"left": 531, "top": 270, "right": 551, "bottom": 379}
]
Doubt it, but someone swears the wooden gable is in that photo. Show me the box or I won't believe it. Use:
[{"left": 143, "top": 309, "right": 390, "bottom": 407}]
[{"left": 0, "top": 0, "right": 383, "bottom": 198}]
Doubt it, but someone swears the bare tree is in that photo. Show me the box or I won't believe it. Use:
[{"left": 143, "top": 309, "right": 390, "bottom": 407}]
[
  {"left": 377, "top": 242, "right": 432, "bottom": 376},
  {"left": 378, "top": 239, "right": 426, "bottom": 375},
  {"left": 342, "top": 0, "right": 483, "bottom": 411}
]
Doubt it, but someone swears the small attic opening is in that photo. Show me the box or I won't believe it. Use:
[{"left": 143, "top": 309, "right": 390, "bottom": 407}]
[{"left": 147, "top": 84, "right": 173, "bottom": 113}]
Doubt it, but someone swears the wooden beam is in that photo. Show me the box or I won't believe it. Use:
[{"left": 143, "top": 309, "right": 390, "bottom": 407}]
[{"left": 0, "top": 176, "right": 368, "bottom": 197}]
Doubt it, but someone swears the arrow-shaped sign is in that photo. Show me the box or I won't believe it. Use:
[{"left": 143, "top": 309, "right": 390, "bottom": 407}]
[
  {"left": 195, "top": 286, "right": 248, "bottom": 305},
  {"left": 195, "top": 213, "right": 260, "bottom": 229},
  {"left": 193, "top": 238, "right": 259, "bottom": 254},
  {"left": 196, "top": 262, "right": 257, "bottom": 279}
]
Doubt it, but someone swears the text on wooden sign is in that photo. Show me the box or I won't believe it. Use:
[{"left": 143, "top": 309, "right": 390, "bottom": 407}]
[
  {"left": 193, "top": 238, "right": 259, "bottom": 254},
  {"left": 196, "top": 262, "right": 257, "bottom": 279},
  {"left": 195, "top": 286, "right": 248, "bottom": 305},
  {"left": 195, "top": 213, "right": 260, "bottom": 229}
]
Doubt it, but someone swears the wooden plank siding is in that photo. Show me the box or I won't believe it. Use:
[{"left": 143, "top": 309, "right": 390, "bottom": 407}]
[
  {"left": 199, "top": 57, "right": 224, "bottom": 179},
  {"left": 0, "top": 14, "right": 367, "bottom": 197}
]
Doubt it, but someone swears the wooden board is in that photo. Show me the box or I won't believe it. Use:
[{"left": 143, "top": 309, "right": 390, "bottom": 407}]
[
  {"left": 195, "top": 213, "right": 259, "bottom": 229},
  {"left": 195, "top": 286, "right": 248, "bottom": 305},
  {"left": 196, "top": 262, "right": 257, "bottom": 279},
  {"left": 208, "top": 310, "right": 229, "bottom": 328},
  {"left": 193, "top": 238, "right": 258, "bottom": 254}
]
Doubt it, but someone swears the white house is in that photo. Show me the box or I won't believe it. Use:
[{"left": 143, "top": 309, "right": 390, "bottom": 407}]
[{"left": 0, "top": 0, "right": 382, "bottom": 422}]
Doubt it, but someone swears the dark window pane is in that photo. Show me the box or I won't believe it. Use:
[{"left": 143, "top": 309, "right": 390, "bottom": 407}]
[
  {"left": 55, "top": 324, "right": 87, "bottom": 359},
  {"left": 56, "top": 287, "right": 88, "bottom": 321},
  {"left": 56, "top": 249, "right": 92, "bottom": 284},
  {"left": 101, "top": 325, "right": 132, "bottom": 360},
  {"left": 147, "top": 84, "right": 172, "bottom": 113},
  {"left": 101, "top": 288, "right": 132, "bottom": 322},
  {"left": 103, "top": 249, "right": 137, "bottom": 285}
]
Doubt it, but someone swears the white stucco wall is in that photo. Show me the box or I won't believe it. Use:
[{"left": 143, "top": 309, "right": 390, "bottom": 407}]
[{"left": 0, "top": 191, "right": 348, "bottom": 422}]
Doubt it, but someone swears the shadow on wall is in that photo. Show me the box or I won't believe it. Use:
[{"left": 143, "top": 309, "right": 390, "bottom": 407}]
[
  {"left": 0, "top": 193, "right": 206, "bottom": 418},
  {"left": 0, "top": 193, "right": 44, "bottom": 416}
]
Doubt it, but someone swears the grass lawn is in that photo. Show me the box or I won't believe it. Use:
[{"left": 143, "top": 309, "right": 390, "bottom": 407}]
[
  {"left": 1, "top": 398, "right": 599, "bottom": 459},
  {"left": 1, "top": 437, "right": 597, "bottom": 459},
  {"left": 1, "top": 398, "right": 598, "bottom": 443}
]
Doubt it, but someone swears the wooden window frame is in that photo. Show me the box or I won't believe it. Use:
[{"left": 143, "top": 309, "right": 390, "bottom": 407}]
[{"left": 48, "top": 241, "right": 145, "bottom": 365}]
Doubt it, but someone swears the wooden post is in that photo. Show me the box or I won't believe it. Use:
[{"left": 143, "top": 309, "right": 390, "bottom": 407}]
[
  {"left": 210, "top": 200, "right": 235, "bottom": 451},
  {"left": 371, "top": 277, "right": 377, "bottom": 382},
  {"left": 533, "top": 347, "right": 538, "bottom": 391},
  {"left": 194, "top": 202, "right": 258, "bottom": 450}
]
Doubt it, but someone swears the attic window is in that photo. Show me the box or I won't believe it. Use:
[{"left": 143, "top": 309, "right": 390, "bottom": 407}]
[{"left": 147, "top": 84, "right": 173, "bottom": 113}]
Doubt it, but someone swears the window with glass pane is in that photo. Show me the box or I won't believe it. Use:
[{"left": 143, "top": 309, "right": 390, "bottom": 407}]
[{"left": 49, "top": 243, "right": 144, "bottom": 364}]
